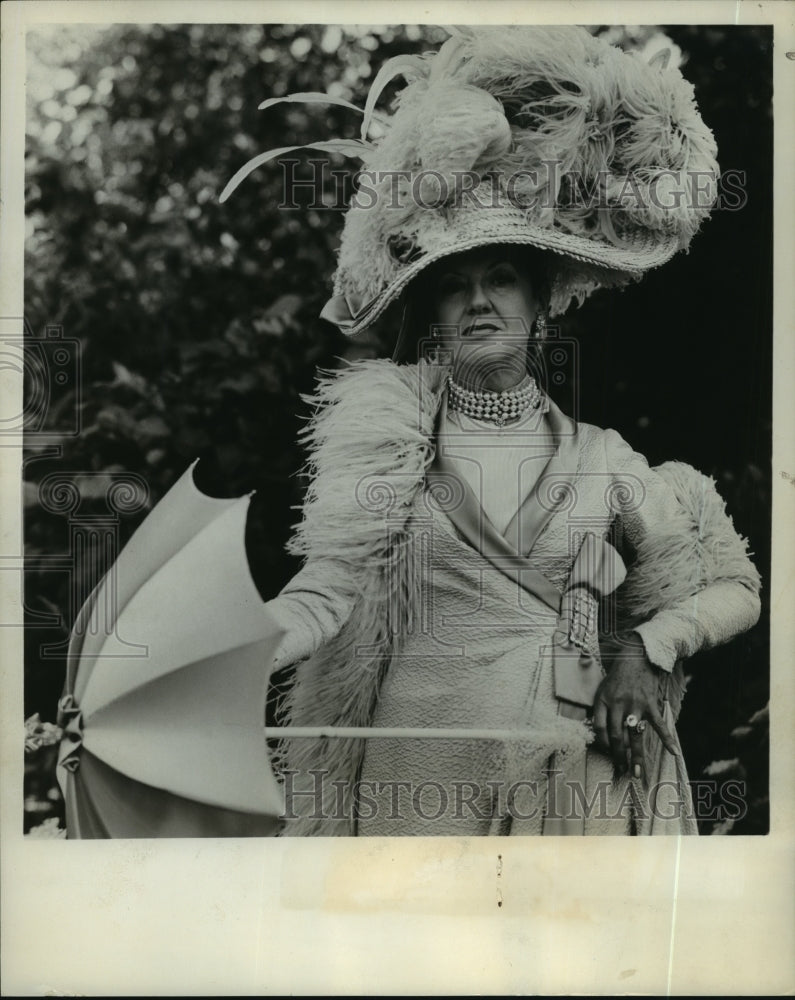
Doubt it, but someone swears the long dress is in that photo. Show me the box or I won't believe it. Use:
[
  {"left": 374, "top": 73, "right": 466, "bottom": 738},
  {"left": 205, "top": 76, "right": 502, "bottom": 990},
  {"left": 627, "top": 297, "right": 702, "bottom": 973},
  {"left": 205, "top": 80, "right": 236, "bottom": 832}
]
[
  {"left": 357, "top": 396, "right": 596, "bottom": 834},
  {"left": 269, "top": 368, "right": 761, "bottom": 836}
]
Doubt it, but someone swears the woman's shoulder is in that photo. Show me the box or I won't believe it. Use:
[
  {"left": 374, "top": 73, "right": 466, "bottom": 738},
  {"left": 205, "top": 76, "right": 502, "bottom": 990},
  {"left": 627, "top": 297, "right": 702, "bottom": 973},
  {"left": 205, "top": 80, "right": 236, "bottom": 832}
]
[
  {"left": 564, "top": 412, "right": 723, "bottom": 507},
  {"left": 303, "top": 358, "right": 444, "bottom": 437},
  {"left": 572, "top": 417, "right": 643, "bottom": 458},
  {"left": 576, "top": 418, "right": 714, "bottom": 496},
  {"left": 549, "top": 404, "right": 648, "bottom": 475},
  {"left": 572, "top": 413, "right": 744, "bottom": 541},
  {"left": 578, "top": 420, "right": 712, "bottom": 497}
]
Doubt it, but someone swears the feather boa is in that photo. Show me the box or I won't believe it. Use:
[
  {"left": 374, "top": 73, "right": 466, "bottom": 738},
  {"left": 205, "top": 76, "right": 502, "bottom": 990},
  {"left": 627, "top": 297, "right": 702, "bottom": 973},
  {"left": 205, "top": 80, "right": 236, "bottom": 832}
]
[
  {"left": 275, "top": 359, "right": 759, "bottom": 836},
  {"left": 274, "top": 360, "right": 446, "bottom": 835}
]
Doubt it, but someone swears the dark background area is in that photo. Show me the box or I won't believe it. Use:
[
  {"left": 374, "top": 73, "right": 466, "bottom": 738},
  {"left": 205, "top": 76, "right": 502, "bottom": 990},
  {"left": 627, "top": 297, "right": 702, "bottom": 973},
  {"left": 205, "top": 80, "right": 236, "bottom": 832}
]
[{"left": 23, "top": 24, "right": 771, "bottom": 834}]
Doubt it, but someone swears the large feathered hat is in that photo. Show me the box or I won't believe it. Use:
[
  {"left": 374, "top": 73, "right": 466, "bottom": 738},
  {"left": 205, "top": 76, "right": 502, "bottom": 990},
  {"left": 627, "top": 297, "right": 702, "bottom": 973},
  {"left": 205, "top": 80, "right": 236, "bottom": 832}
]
[{"left": 222, "top": 26, "right": 719, "bottom": 333}]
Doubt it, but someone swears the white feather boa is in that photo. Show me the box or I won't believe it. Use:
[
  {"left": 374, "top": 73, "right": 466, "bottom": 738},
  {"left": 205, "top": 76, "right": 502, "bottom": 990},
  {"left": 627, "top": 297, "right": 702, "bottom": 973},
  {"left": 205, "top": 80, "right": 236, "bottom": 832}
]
[{"left": 274, "top": 359, "right": 760, "bottom": 836}]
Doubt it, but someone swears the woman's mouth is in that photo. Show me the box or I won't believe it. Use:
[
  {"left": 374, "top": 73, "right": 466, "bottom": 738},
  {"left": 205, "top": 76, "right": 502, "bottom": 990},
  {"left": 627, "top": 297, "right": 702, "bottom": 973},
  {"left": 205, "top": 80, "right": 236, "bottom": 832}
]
[{"left": 462, "top": 321, "right": 501, "bottom": 338}]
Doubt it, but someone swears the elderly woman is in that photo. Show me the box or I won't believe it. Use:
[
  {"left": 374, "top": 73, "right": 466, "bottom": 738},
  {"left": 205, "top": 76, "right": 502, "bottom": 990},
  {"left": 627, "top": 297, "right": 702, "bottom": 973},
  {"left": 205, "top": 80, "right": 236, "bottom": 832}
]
[{"left": 231, "top": 26, "right": 762, "bottom": 835}]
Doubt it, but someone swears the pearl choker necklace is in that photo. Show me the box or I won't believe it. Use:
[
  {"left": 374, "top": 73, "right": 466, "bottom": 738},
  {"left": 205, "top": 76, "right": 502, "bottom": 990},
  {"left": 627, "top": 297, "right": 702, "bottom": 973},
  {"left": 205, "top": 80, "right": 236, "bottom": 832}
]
[{"left": 447, "top": 374, "right": 541, "bottom": 427}]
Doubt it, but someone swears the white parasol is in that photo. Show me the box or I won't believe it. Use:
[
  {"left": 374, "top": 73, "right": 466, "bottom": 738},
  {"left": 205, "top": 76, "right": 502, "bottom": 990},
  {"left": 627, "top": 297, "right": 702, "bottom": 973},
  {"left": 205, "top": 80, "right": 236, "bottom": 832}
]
[{"left": 56, "top": 462, "right": 285, "bottom": 837}]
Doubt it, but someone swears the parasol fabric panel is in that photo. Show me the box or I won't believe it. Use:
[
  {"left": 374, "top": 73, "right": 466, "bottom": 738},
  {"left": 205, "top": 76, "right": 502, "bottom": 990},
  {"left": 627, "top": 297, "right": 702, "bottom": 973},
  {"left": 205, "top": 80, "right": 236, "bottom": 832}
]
[
  {"left": 84, "top": 641, "right": 280, "bottom": 813},
  {"left": 67, "top": 462, "right": 239, "bottom": 699},
  {"left": 62, "top": 753, "right": 279, "bottom": 838}
]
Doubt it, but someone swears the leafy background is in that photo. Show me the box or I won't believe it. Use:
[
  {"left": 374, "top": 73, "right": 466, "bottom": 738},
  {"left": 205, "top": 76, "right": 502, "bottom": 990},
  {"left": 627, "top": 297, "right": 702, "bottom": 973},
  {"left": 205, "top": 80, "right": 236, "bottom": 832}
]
[{"left": 23, "top": 23, "right": 771, "bottom": 835}]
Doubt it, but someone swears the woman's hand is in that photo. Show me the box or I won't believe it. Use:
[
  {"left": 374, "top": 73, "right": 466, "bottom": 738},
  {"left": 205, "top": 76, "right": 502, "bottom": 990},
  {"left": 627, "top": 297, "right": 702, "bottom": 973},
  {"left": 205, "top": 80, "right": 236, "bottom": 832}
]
[{"left": 593, "top": 631, "right": 679, "bottom": 780}]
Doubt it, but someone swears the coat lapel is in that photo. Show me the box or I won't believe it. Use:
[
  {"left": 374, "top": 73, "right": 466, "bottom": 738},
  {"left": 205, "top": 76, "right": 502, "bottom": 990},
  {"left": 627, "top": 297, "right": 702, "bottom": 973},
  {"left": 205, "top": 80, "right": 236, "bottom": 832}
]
[
  {"left": 428, "top": 394, "right": 563, "bottom": 614},
  {"left": 502, "top": 397, "right": 582, "bottom": 558}
]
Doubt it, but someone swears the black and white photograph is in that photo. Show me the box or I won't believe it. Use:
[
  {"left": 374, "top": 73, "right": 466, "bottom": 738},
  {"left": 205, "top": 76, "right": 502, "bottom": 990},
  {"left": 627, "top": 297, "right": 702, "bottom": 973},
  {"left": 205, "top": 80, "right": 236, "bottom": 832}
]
[{"left": 2, "top": 1, "right": 794, "bottom": 995}]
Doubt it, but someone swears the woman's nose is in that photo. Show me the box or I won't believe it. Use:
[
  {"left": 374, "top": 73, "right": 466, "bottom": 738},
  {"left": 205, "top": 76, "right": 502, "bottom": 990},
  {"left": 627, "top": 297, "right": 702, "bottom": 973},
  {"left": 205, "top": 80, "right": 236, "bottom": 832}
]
[{"left": 468, "top": 280, "right": 491, "bottom": 313}]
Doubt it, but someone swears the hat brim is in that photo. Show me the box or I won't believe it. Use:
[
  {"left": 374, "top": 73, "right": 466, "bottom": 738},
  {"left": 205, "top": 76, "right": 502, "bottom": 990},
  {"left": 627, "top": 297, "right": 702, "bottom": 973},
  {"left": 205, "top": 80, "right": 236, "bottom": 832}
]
[{"left": 325, "top": 219, "right": 680, "bottom": 336}]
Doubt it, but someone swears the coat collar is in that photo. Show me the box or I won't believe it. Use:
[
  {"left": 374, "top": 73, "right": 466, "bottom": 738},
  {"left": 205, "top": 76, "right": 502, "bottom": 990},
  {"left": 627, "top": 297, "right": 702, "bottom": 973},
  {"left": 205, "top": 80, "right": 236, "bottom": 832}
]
[{"left": 427, "top": 391, "right": 580, "bottom": 613}]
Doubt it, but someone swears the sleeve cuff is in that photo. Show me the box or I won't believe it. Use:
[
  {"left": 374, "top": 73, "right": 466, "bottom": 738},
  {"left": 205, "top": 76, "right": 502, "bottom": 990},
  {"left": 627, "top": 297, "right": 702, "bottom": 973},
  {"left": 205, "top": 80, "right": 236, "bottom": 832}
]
[
  {"left": 631, "top": 621, "right": 677, "bottom": 673},
  {"left": 267, "top": 596, "right": 321, "bottom": 667}
]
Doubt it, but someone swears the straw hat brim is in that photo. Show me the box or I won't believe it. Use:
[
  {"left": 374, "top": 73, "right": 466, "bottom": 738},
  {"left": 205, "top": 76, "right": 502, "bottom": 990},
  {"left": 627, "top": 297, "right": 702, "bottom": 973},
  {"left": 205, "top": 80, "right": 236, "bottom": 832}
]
[{"left": 323, "top": 213, "right": 680, "bottom": 335}]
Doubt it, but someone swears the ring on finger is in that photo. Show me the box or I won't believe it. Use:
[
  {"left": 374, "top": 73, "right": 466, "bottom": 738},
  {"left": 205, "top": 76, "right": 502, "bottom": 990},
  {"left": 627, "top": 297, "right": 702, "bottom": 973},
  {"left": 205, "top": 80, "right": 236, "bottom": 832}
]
[{"left": 625, "top": 714, "right": 647, "bottom": 735}]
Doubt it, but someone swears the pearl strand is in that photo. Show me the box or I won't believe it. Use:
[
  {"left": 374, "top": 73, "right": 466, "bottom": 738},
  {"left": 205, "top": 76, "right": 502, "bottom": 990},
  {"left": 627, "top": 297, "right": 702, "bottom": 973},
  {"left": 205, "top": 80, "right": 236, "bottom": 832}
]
[{"left": 446, "top": 373, "right": 541, "bottom": 427}]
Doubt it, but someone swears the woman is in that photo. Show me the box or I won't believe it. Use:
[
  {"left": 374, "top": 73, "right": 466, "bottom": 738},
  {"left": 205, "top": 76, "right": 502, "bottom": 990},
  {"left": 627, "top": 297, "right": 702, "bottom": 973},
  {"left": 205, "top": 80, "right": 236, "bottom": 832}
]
[{"left": 225, "top": 26, "right": 762, "bottom": 835}]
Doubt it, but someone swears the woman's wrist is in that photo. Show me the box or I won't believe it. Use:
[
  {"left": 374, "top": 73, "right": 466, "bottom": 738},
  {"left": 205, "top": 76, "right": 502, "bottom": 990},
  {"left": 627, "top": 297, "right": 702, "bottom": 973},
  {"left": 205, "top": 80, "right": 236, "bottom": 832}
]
[
  {"left": 601, "top": 629, "right": 649, "bottom": 663},
  {"left": 627, "top": 620, "right": 677, "bottom": 674}
]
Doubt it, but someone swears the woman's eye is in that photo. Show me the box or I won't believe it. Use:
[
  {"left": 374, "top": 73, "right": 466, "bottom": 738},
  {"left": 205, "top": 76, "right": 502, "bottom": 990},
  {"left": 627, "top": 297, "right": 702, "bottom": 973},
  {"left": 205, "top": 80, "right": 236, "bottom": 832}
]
[
  {"left": 489, "top": 268, "right": 516, "bottom": 288},
  {"left": 438, "top": 275, "right": 466, "bottom": 295}
]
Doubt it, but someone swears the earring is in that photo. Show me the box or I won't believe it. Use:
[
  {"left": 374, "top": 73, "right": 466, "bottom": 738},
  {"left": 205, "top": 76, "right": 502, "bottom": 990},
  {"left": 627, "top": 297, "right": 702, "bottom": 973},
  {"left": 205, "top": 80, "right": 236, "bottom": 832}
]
[
  {"left": 534, "top": 311, "right": 547, "bottom": 338},
  {"left": 426, "top": 326, "right": 441, "bottom": 365}
]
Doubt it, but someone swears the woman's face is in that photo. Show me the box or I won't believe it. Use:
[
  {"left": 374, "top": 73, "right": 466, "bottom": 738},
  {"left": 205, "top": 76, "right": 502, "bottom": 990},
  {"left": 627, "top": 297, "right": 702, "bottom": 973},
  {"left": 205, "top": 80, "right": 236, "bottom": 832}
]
[{"left": 429, "top": 247, "right": 541, "bottom": 389}]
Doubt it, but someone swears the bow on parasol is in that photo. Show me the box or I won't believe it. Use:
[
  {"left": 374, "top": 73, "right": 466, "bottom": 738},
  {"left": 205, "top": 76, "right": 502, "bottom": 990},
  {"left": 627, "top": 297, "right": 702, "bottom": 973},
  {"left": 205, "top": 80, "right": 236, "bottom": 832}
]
[{"left": 56, "top": 462, "right": 286, "bottom": 838}]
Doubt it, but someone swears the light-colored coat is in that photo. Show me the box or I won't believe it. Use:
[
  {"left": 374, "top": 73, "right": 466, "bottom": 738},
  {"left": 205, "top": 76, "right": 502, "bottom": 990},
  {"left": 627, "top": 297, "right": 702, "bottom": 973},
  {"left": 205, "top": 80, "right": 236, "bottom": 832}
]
[{"left": 269, "top": 359, "right": 761, "bottom": 836}]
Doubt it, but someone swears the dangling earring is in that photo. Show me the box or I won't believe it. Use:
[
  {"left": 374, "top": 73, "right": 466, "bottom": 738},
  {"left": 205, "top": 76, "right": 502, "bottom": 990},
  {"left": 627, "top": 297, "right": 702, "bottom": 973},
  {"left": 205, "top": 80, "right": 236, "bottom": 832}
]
[{"left": 534, "top": 310, "right": 547, "bottom": 338}]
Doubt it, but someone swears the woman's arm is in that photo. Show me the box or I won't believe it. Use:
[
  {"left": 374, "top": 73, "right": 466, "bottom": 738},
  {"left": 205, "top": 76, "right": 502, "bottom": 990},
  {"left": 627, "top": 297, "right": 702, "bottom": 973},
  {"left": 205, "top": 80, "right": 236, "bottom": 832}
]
[
  {"left": 593, "top": 430, "right": 762, "bottom": 773},
  {"left": 631, "top": 581, "right": 761, "bottom": 672},
  {"left": 267, "top": 558, "right": 357, "bottom": 668},
  {"left": 264, "top": 360, "right": 439, "bottom": 670},
  {"left": 605, "top": 428, "right": 762, "bottom": 666}
]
